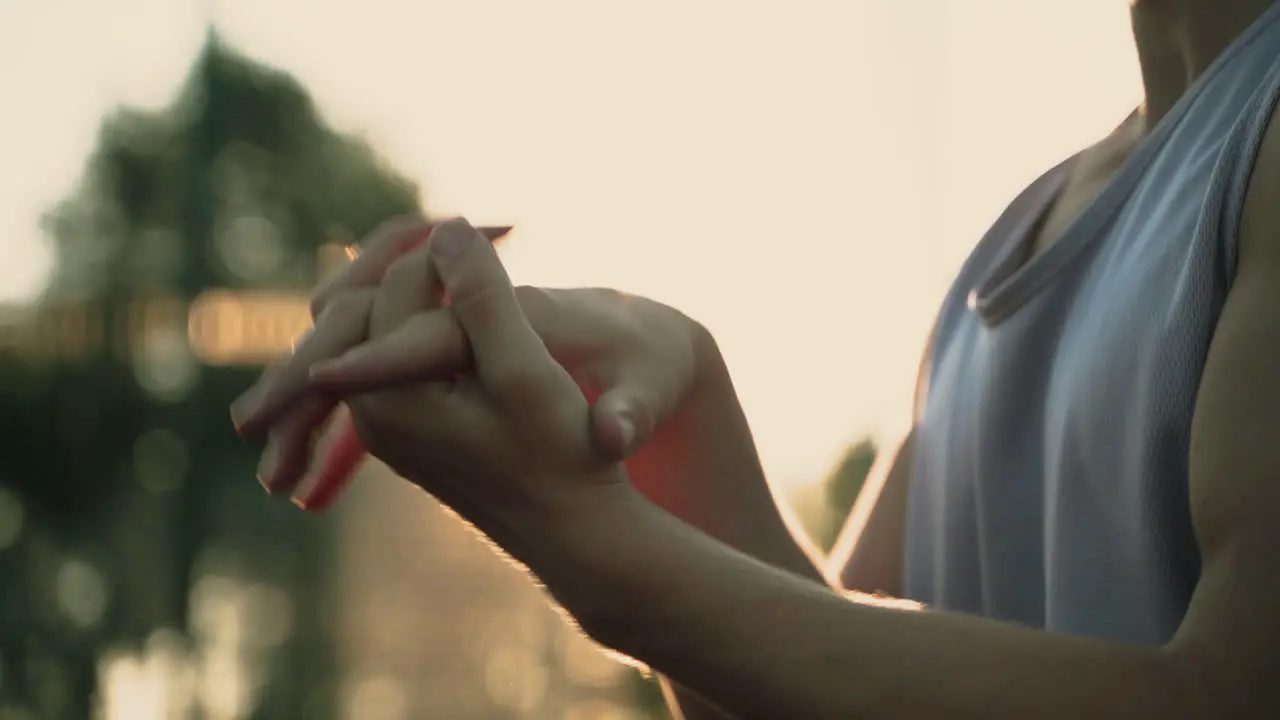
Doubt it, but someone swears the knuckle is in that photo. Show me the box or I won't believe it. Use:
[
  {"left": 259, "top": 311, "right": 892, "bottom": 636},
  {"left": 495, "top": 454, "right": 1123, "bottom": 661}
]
[
  {"left": 487, "top": 364, "right": 557, "bottom": 404},
  {"left": 514, "top": 285, "right": 557, "bottom": 328},
  {"left": 309, "top": 293, "right": 330, "bottom": 320},
  {"left": 310, "top": 217, "right": 428, "bottom": 320},
  {"left": 486, "top": 366, "right": 537, "bottom": 398},
  {"left": 320, "top": 289, "right": 374, "bottom": 325},
  {"left": 382, "top": 251, "right": 426, "bottom": 288},
  {"left": 453, "top": 281, "right": 513, "bottom": 324},
  {"left": 309, "top": 263, "right": 361, "bottom": 319}
]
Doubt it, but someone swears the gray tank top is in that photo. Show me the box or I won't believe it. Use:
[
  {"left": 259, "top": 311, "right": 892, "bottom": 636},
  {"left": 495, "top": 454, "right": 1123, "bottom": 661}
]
[{"left": 903, "top": 2, "right": 1280, "bottom": 645}]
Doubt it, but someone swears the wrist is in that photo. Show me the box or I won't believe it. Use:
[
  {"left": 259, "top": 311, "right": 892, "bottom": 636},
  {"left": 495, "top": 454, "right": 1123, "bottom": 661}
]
[
  {"left": 651, "top": 316, "right": 736, "bottom": 456},
  {"left": 637, "top": 318, "right": 825, "bottom": 582},
  {"left": 501, "top": 479, "right": 657, "bottom": 636},
  {"left": 686, "top": 316, "right": 729, "bottom": 401}
]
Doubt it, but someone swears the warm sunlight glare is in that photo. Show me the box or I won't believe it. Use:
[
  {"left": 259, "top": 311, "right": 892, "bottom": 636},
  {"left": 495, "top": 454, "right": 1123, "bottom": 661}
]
[{"left": 0, "top": 0, "right": 1142, "bottom": 489}]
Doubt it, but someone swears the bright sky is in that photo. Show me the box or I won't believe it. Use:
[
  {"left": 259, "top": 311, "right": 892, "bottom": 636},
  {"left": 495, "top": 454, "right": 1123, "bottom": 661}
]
[{"left": 0, "top": 0, "right": 1141, "bottom": 489}]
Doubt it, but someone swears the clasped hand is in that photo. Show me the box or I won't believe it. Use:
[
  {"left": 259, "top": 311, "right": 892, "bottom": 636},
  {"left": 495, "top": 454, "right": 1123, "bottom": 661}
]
[{"left": 231, "top": 217, "right": 704, "bottom": 543}]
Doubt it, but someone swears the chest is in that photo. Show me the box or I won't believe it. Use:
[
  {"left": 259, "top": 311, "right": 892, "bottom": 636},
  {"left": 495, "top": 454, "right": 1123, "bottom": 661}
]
[
  {"left": 924, "top": 162, "right": 1217, "bottom": 489},
  {"left": 902, "top": 9, "right": 1280, "bottom": 638},
  {"left": 907, "top": 177, "right": 1224, "bottom": 644},
  {"left": 1027, "top": 122, "right": 1144, "bottom": 258},
  {"left": 907, "top": 145, "right": 1227, "bottom": 637}
]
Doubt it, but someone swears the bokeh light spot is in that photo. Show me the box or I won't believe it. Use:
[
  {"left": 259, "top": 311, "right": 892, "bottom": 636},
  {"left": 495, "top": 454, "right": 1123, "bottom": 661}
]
[{"left": 56, "top": 559, "right": 108, "bottom": 630}]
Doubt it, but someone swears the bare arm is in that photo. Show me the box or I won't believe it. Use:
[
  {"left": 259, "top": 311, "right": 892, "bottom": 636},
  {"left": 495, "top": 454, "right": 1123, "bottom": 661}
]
[
  {"left": 510, "top": 120, "right": 1280, "bottom": 718},
  {"left": 652, "top": 311, "right": 921, "bottom": 717},
  {"left": 626, "top": 329, "right": 828, "bottom": 587},
  {"left": 628, "top": 335, "right": 826, "bottom": 718},
  {"left": 526, "top": 312, "right": 1278, "bottom": 718},
  {"left": 658, "top": 421, "right": 916, "bottom": 718}
]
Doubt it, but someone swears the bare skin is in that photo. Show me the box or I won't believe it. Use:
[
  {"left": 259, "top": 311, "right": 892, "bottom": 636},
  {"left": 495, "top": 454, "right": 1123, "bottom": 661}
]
[
  {"left": 231, "top": 0, "right": 1280, "bottom": 716},
  {"left": 244, "top": 153, "right": 1280, "bottom": 714}
]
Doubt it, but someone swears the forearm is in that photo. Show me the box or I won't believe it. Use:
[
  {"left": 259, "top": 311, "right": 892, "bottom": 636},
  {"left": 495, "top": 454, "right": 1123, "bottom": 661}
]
[
  {"left": 626, "top": 332, "right": 826, "bottom": 718},
  {"left": 524, "top": 488, "right": 1206, "bottom": 720},
  {"left": 626, "top": 327, "right": 825, "bottom": 586}
]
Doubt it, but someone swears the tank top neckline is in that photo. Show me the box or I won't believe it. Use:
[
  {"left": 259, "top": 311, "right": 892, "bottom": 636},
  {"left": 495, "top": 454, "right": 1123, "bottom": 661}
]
[{"left": 969, "top": 0, "right": 1280, "bottom": 325}]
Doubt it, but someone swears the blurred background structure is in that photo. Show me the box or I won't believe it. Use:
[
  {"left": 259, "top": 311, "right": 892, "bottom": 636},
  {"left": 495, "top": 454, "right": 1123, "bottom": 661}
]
[
  {"left": 0, "top": 35, "right": 737, "bottom": 718},
  {"left": 0, "top": 31, "right": 874, "bottom": 719},
  {"left": 0, "top": 2, "right": 1145, "bottom": 717}
]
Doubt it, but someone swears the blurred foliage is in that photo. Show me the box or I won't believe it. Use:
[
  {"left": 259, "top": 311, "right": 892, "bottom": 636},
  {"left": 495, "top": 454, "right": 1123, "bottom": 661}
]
[
  {"left": 15, "top": 32, "right": 421, "bottom": 529},
  {"left": 0, "top": 32, "right": 423, "bottom": 719},
  {"left": 792, "top": 439, "right": 878, "bottom": 553},
  {"left": 0, "top": 30, "right": 675, "bottom": 720},
  {"left": 0, "top": 25, "right": 873, "bottom": 719}
]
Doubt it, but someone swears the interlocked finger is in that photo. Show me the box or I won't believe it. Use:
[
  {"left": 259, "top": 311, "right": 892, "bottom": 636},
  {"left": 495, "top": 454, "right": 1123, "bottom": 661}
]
[
  {"left": 429, "top": 219, "right": 568, "bottom": 407},
  {"left": 294, "top": 242, "right": 448, "bottom": 508},
  {"left": 232, "top": 289, "right": 376, "bottom": 438},
  {"left": 370, "top": 243, "right": 445, "bottom": 340},
  {"left": 312, "top": 216, "right": 511, "bottom": 320}
]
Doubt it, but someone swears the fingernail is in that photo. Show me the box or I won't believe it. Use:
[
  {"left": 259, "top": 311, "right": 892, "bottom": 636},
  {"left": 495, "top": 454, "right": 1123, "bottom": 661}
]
[
  {"left": 292, "top": 473, "right": 346, "bottom": 512},
  {"left": 307, "top": 359, "right": 341, "bottom": 383},
  {"left": 292, "top": 471, "right": 322, "bottom": 510},
  {"left": 256, "top": 443, "right": 281, "bottom": 493},
  {"left": 291, "top": 494, "right": 320, "bottom": 511},
  {"left": 616, "top": 414, "right": 636, "bottom": 451},
  {"left": 231, "top": 387, "right": 264, "bottom": 434},
  {"left": 430, "top": 219, "right": 475, "bottom": 260},
  {"left": 294, "top": 427, "right": 364, "bottom": 511},
  {"left": 291, "top": 327, "right": 314, "bottom": 353},
  {"left": 481, "top": 226, "right": 515, "bottom": 243},
  {"left": 308, "top": 353, "right": 362, "bottom": 386}
]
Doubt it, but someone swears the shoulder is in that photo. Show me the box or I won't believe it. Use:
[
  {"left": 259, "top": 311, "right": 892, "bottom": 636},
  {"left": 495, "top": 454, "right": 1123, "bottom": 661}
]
[
  {"left": 1191, "top": 103, "right": 1280, "bottom": 506},
  {"left": 1177, "top": 100, "right": 1280, "bottom": 712},
  {"left": 1182, "top": 101, "right": 1280, "bottom": 613},
  {"left": 1237, "top": 100, "right": 1280, "bottom": 269}
]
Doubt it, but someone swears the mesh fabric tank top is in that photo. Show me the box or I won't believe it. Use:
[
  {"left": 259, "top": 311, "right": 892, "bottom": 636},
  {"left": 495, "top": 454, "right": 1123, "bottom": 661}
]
[{"left": 903, "top": 2, "right": 1280, "bottom": 644}]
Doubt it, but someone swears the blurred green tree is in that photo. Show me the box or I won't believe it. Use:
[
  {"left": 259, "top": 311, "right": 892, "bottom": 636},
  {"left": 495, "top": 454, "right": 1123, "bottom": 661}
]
[
  {"left": 823, "top": 438, "right": 878, "bottom": 548},
  {"left": 0, "top": 31, "right": 420, "bottom": 719},
  {"left": 788, "top": 438, "right": 879, "bottom": 553}
]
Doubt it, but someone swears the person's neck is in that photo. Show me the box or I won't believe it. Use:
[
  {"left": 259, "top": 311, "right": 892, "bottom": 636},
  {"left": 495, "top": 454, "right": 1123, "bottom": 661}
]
[{"left": 1130, "top": 0, "right": 1276, "bottom": 130}]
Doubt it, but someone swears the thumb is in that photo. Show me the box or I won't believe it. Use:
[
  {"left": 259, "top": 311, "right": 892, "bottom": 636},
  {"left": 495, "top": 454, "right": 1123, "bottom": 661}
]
[
  {"left": 429, "top": 218, "right": 564, "bottom": 400},
  {"left": 590, "top": 377, "right": 673, "bottom": 461}
]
